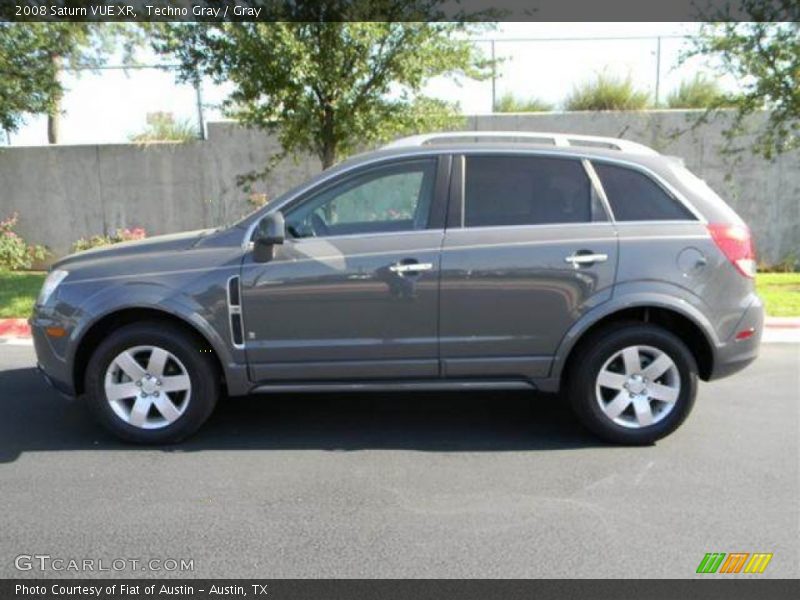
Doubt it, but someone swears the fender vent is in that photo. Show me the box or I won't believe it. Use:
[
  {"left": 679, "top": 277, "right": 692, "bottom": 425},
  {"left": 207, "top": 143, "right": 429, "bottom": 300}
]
[
  {"left": 226, "top": 276, "right": 244, "bottom": 348},
  {"left": 228, "top": 276, "right": 241, "bottom": 306}
]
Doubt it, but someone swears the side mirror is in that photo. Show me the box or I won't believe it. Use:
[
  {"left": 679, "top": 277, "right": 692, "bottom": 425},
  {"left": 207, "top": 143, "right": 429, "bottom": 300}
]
[{"left": 253, "top": 212, "right": 285, "bottom": 263}]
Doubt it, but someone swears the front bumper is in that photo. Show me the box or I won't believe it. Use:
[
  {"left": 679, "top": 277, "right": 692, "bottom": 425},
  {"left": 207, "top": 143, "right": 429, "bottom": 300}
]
[
  {"left": 30, "top": 315, "right": 76, "bottom": 397},
  {"left": 709, "top": 295, "right": 765, "bottom": 381}
]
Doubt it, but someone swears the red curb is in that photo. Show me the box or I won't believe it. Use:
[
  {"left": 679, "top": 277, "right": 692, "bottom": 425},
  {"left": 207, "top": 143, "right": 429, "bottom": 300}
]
[{"left": 0, "top": 318, "right": 30, "bottom": 338}]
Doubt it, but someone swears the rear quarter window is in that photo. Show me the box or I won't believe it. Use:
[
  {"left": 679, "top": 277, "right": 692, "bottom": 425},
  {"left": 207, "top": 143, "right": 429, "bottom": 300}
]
[{"left": 593, "top": 162, "right": 696, "bottom": 222}]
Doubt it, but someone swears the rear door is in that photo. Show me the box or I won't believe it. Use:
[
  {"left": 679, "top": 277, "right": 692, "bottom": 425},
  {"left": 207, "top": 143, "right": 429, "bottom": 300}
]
[{"left": 439, "top": 153, "right": 618, "bottom": 380}]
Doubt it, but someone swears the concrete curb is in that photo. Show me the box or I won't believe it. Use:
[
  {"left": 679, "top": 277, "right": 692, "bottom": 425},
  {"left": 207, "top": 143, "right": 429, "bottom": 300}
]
[
  {"left": 765, "top": 317, "right": 800, "bottom": 329},
  {"left": 3, "top": 316, "right": 799, "bottom": 345}
]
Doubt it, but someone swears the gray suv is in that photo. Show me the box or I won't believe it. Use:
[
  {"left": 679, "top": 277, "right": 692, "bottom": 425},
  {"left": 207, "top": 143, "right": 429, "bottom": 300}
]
[{"left": 32, "top": 131, "right": 763, "bottom": 445}]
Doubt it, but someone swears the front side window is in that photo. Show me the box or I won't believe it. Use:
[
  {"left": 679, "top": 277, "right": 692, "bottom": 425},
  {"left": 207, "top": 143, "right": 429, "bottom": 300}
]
[
  {"left": 463, "top": 155, "right": 600, "bottom": 228},
  {"left": 593, "top": 162, "right": 696, "bottom": 221},
  {"left": 285, "top": 159, "right": 437, "bottom": 238}
]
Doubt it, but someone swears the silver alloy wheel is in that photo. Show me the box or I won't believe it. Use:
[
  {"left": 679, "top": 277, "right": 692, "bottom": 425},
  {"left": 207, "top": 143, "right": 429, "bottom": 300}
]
[
  {"left": 594, "top": 345, "right": 681, "bottom": 429},
  {"left": 104, "top": 345, "right": 191, "bottom": 430}
]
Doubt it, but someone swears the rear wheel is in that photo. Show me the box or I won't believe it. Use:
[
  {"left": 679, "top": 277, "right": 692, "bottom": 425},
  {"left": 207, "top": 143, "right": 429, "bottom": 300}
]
[
  {"left": 84, "top": 322, "right": 219, "bottom": 444},
  {"left": 567, "top": 323, "right": 698, "bottom": 444}
]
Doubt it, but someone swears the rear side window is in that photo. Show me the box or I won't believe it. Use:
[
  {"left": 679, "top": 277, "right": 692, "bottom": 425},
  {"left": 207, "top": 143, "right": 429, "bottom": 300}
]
[
  {"left": 593, "top": 162, "right": 696, "bottom": 221},
  {"left": 463, "top": 156, "right": 601, "bottom": 227}
]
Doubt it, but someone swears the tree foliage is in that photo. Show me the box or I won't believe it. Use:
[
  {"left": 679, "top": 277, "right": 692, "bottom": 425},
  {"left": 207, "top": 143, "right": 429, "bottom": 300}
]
[
  {"left": 0, "top": 24, "right": 59, "bottom": 133},
  {"left": 687, "top": 6, "right": 799, "bottom": 158},
  {"left": 0, "top": 22, "right": 139, "bottom": 140},
  {"left": 151, "top": 19, "right": 492, "bottom": 173}
]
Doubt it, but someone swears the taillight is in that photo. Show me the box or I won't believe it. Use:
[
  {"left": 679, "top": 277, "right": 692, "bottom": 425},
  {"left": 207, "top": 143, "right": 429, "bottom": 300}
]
[{"left": 707, "top": 223, "right": 756, "bottom": 278}]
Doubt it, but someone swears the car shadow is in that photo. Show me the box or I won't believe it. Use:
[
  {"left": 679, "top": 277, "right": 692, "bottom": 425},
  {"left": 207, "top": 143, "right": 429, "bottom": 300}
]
[{"left": 0, "top": 366, "right": 605, "bottom": 463}]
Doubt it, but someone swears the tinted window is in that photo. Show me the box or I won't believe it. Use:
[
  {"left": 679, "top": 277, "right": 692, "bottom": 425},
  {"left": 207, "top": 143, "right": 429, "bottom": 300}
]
[
  {"left": 594, "top": 162, "right": 695, "bottom": 221},
  {"left": 286, "top": 159, "right": 437, "bottom": 238},
  {"left": 463, "top": 156, "right": 598, "bottom": 228}
]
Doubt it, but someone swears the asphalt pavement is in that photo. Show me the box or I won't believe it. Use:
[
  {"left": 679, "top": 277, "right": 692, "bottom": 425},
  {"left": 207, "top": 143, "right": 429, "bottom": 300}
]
[{"left": 0, "top": 343, "right": 797, "bottom": 578}]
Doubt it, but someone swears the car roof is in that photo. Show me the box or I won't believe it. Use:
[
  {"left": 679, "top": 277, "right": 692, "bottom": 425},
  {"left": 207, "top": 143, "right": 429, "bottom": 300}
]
[{"left": 336, "top": 141, "right": 671, "bottom": 173}]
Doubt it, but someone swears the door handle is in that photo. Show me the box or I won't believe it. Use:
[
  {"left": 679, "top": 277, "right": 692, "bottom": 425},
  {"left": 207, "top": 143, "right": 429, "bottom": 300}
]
[
  {"left": 389, "top": 262, "right": 433, "bottom": 274},
  {"left": 565, "top": 252, "right": 608, "bottom": 268}
]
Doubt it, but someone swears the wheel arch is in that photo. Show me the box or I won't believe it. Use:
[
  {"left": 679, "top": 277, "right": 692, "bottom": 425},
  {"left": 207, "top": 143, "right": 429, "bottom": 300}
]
[
  {"left": 554, "top": 301, "right": 716, "bottom": 388},
  {"left": 72, "top": 307, "right": 226, "bottom": 396}
]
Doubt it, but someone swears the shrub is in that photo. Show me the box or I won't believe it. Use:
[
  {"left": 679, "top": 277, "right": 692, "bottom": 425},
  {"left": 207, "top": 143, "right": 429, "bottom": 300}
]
[
  {"left": 129, "top": 112, "right": 199, "bottom": 143},
  {"left": 72, "top": 227, "right": 147, "bottom": 253},
  {"left": 0, "top": 213, "right": 48, "bottom": 270},
  {"left": 666, "top": 74, "right": 737, "bottom": 109},
  {"left": 757, "top": 251, "right": 798, "bottom": 273},
  {"left": 495, "top": 93, "right": 554, "bottom": 113},
  {"left": 564, "top": 73, "right": 651, "bottom": 111},
  {"left": 247, "top": 192, "right": 270, "bottom": 209}
]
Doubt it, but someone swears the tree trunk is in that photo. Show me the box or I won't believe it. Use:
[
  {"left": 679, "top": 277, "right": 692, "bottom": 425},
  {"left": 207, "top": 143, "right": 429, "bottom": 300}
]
[
  {"left": 320, "top": 143, "right": 337, "bottom": 170},
  {"left": 47, "top": 54, "right": 63, "bottom": 144},
  {"left": 47, "top": 109, "right": 60, "bottom": 144},
  {"left": 319, "top": 104, "right": 336, "bottom": 169}
]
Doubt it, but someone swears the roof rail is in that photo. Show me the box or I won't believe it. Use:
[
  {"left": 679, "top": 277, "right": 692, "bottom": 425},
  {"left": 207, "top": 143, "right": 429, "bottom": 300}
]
[{"left": 383, "top": 130, "right": 659, "bottom": 156}]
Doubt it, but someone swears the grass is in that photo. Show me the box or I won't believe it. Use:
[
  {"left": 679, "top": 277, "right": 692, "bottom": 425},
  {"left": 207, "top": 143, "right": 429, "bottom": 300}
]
[
  {"left": 564, "top": 73, "right": 651, "bottom": 111},
  {"left": 494, "top": 93, "right": 554, "bottom": 113},
  {"left": 0, "top": 270, "right": 45, "bottom": 318},
  {"left": 0, "top": 271, "right": 797, "bottom": 319},
  {"left": 665, "top": 74, "right": 734, "bottom": 109},
  {"left": 756, "top": 272, "right": 800, "bottom": 317}
]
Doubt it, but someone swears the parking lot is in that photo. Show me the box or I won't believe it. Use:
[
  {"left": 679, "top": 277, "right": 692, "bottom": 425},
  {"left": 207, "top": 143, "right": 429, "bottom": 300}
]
[{"left": 0, "top": 342, "right": 797, "bottom": 578}]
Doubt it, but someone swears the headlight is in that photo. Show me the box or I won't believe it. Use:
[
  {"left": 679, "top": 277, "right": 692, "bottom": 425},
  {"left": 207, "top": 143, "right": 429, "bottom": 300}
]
[{"left": 37, "top": 270, "right": 69, "bottom": 306}]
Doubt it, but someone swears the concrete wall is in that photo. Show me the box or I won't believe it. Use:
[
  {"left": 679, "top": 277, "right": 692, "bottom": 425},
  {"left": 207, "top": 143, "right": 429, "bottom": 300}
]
[{"left": 0, "top": 111, "right": 797, "bottom": 264}]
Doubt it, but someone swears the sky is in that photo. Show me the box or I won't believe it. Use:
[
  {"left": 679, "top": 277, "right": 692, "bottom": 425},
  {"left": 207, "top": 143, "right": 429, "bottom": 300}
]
[{"left": 7, "top": 22, "right": 732, "bottom": 147}]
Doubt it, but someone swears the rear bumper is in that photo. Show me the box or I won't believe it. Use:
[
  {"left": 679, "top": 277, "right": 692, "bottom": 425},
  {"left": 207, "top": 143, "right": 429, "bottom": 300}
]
[{"left": 708, "top": 295, "right": 764, "bottom": 381}]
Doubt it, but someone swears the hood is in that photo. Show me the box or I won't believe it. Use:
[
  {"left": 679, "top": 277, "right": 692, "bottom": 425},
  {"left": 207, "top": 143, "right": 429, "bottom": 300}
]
[{"left": 54, "top": 229, "right": 214, "bottom": 270}]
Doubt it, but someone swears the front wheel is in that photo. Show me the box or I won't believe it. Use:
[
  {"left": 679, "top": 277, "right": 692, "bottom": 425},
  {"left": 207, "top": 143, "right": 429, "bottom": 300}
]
[
  {"left": 567, "top": 323, "right": 698, "bottom": 444},
  {"left": 84, "top": 322, "right": 219, "bottom": 444}
]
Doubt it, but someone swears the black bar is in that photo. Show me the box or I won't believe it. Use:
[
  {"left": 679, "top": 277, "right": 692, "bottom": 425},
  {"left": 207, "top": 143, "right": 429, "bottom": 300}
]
[
  {"left": 1, "top": 0, "right": 797, "bottom": 23},
  {"left": 3, "top": 579, "right": 799, "bottom": 600}
]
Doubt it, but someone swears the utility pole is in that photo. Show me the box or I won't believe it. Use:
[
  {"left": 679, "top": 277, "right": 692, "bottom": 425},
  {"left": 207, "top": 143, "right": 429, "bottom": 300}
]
[
  {"left": 193, "top": 71, "right": 205, "bottom": 140},
  {"left": 490, "top": 39, "right": 497, "bottom": 113},
  {"left": 654, "top": 36, "right": 662, "bottom": 106}
]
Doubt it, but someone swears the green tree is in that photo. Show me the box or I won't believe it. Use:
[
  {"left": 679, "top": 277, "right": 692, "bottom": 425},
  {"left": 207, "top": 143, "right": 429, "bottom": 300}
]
[
  {"left": 152, "top": 21, "right": 492, "bottom": 174},
  {"left": 0, "top": 22, "right": 139, "bottom": 143},
  {"left": 687, "top": 8, "right": 799, "bottom": 158},
  {"left": 0, "top": 24, "right": 59, "bottom": 136}
]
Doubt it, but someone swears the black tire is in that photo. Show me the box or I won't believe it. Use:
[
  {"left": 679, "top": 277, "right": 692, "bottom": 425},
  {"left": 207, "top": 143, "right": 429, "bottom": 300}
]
[
  {"left": 84, "top": 321, "right": 219, "bottom": 444},
  {"left": 566, "top": 322, "right": 698, "bottom": 445}
]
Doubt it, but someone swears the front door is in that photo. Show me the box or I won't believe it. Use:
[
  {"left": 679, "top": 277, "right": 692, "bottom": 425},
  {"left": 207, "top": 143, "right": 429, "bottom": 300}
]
[
  {"left": 439, "top": 153, "right": 618, "bottom": 380},
  {"left": 240, "top": 157, "right": 448, "bottom": 382}
]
